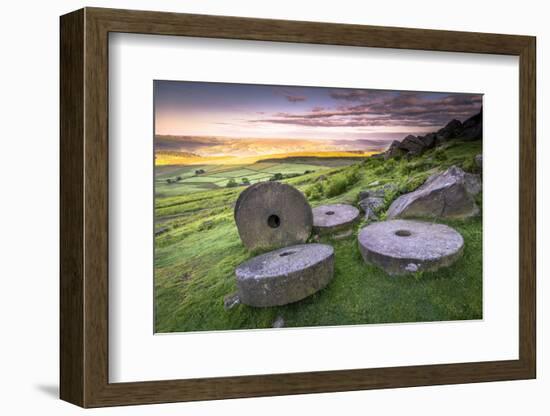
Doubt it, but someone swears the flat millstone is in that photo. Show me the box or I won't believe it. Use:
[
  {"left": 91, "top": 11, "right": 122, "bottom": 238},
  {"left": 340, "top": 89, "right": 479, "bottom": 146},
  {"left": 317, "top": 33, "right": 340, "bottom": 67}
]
[
  {"left": 234, "top": 182, "right": 312, "bottom": 251},
  {"left": 235, "top": 244, "right": 334, "bottom": 307},
  {"left": 312, "top": 204, "right": 360, "bottom": 236},
  {"left": 358, "top": 220, "right": 464, "bottom": 275}
]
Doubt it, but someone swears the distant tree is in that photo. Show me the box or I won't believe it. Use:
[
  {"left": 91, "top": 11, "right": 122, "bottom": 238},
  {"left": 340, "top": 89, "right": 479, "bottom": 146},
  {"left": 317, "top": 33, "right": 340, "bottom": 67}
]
[
  {"left": 304, "top": 170, "right": 315, "bottom": 174},
  {"left": 226, "top": 178, "right": 238, "bottom": 188},
  {"left": 241, "top": 177, "right": 250, "bottom": 185},
  {"left": 195, "top": 169, "right": 205, "bottom": 175},
  {"left": 176, "top": 176, "right": 182, "bottom": 182},
  {"left": 269, "top": 173, "right": 284, "bottom": 181},
  {"left": 166, "top": 178, "right": 172, "bottom": 184}
]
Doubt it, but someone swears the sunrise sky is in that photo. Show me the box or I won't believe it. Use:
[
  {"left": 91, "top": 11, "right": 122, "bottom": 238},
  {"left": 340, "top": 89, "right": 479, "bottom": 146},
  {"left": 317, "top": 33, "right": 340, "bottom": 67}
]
[{"left": 154, "top": 80, "right": 482, "bottom": 142}]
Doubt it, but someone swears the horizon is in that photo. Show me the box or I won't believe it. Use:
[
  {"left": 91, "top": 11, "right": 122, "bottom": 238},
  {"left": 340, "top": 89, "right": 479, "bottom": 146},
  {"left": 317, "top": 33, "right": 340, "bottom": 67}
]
[{"left": 154, "top": 80, "right": 482, "bottom": 146}]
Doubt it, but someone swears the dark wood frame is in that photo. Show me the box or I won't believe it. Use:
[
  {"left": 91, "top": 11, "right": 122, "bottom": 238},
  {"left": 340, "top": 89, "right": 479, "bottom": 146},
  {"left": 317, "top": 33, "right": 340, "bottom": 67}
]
[{"left": 60, "top": 7, "right": 536, "bottom": 408}]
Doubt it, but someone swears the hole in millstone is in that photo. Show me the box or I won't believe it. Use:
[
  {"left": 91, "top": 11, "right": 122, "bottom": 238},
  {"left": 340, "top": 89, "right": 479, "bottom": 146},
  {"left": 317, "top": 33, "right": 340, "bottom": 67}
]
[
  {"left": 267, "top": 214, "right": 281, "bottom": 229},
  {"left": 325, "top": 211, "right": 335, "bottom": 216},
  {"left": 279, "top": 251, "right": 295, "bottom": 257},
  {"left": 395, "top": 229, "right": 412, "bottom": 237}
]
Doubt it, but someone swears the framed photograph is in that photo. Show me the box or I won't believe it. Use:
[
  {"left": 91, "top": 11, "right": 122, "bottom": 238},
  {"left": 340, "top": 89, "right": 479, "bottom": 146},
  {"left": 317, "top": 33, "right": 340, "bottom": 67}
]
[{"left": 60, "top": 7, "right": 536, "bottom": 408}]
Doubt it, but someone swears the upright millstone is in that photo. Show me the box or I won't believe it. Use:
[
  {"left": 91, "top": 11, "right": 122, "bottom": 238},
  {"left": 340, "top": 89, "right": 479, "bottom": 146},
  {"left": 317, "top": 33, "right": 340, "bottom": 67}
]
[
  {"left": 312, "top": 204, "right": 360, "bottom": 238},
  {"left": 235, "top": 244, "right": 334, "bottom": 307},
  {"left": 233, "top": 182, "right": 262, "bottom": 221},
  {"left": 234, "top": 182, "right": 313, "bottom": 251},
  {"left": 358, "top": 219, "right": 464, "bottom": 275}
]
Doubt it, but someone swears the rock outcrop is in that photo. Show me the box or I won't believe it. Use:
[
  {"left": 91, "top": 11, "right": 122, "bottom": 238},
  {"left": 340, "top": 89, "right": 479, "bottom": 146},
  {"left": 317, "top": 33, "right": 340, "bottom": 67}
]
[
  {"left": 357, "top": 183, "right": 397, "bottom": 221},
  {"left": 358, "top": 197, "right": 385, "bottom": 221},
  {"left": 461, "top": 111, "right": 483, "bottom": 140},
  {"left": 435, "top": 119, "right": 464, "bottom": 145},
  {"left": 384, "top": 140, "right": 405, "bottom": 160},
  {"left": 387, "top": 166, "right": 481, "bottom": 220},
  {"left": 399, "top": 134, "right": 433, "bottom": 156},
  {"left": 383, "top": 109, "right": 482, "bottom": 159}
]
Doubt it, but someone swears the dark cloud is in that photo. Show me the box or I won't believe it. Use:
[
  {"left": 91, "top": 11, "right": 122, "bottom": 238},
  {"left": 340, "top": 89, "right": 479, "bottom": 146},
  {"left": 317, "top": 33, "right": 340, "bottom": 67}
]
[
  {"left": 330, "top": 90, "right": 372, "bottom": 101},
  {"left": 285, "top": 95, "right": 307, "bottom": 103},
  {"left": 253, "top": 91, "right": 482, "bottom": 129},
  {"left": 251, "top": 116, "right": 442, "bottom": 128},
  {"left": 273, "top": 87, "right": 307, "bottom": 103},
  {"left": 330, "top": 89, "right": 394, "bottom": 103}
]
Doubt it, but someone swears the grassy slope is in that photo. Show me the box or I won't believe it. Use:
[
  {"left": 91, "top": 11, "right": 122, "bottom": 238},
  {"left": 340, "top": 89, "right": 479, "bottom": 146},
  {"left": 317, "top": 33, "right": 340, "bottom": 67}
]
[{"left": 154, "top": 139, "right": 482, "bottom": 332}]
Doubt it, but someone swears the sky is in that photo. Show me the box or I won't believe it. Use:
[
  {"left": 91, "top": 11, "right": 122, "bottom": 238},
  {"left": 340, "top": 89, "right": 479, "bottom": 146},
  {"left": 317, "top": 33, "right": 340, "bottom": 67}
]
[{"left": 154, "top": 80, "right": 482, "bottom": 142}]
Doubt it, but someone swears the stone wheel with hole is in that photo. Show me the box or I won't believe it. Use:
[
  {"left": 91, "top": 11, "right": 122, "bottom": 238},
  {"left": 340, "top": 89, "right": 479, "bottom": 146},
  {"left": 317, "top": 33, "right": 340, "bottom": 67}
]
[
  {"left": 236, "top": 243, "right": 334, "bottom": 307},
  {"left": 312, "top": 204, "right": 360, "bottom": 236},
  {"left": 358, "top": 219, "right": 464, "bottom": 275},
  {"left": 234, "top": 182, "right": 313, "bottom": 251}
]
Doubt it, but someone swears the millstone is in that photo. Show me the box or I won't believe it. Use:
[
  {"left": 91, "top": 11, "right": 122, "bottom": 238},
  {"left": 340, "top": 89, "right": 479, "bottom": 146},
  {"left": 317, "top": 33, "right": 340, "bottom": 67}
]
[
  {"left": 312, "top": 204, "right": 360, "bottom": 236},
  {"left": 235, "top": 244, "right": 334, "bottom": 307},
  {"left": 233, "top": 182, "right": 262, "bottom": 221},
  {"left": 234, "top": 182, "right": 312, "bottom": 251},
  {"left": 358, "top": 219, "right": 464, "bottom": 275}
]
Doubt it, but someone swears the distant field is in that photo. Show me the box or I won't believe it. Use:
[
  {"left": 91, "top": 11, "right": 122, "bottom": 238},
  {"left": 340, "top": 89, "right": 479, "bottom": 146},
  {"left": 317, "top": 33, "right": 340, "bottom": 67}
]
[
  {"left": 258, "top": 156, "right": 371, "bottom": 167},
  {"left": 155, "top": 157, "right": 362, "bottom": 197},
  {"left": 154, "top": 150, "right": 374, "bottom": 166}
]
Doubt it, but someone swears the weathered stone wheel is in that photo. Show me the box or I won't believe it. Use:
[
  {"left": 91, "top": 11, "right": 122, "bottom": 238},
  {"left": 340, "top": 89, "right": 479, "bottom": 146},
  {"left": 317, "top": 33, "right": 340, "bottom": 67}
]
[
  {"left": 358, "top": 219, "right": 464, "bottom": 275},
  {"left": 236, "top": 244, "right": 334, "bottom": 307},
  {"left": 233, "top": 182, "right": 262, "bottom": 221},
  {"left": 312, "top": 204, "right": 360, "bottom": 237},
  {"left": 234, "top": 182, "right": 312, "bottom": 251}
]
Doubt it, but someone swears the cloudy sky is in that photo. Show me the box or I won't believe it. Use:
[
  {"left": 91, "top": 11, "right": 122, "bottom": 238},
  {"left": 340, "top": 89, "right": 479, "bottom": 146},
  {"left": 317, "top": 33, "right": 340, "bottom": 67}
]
[{"left": 154, "top": 80, "right": 482, "bottom": 142}]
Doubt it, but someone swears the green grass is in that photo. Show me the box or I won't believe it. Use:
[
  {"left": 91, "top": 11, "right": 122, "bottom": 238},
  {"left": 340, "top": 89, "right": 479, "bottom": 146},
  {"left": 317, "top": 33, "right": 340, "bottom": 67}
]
[
  {"left": 154, "top": 140, "right": 482, "bottom": 332},
  {"left": 155, "top": 160, "right": 334, "bottom": 196}
]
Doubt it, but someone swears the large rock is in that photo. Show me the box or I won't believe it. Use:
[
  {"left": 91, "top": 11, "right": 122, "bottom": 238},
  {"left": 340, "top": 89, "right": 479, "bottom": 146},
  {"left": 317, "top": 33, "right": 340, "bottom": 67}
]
[
  {"left": 358, "top": 197, "right": 385, "bottom": 221},
  {"left": 398, "top": 135, "right": 428, "bottom": 155},
  {"left": 235, "top": 182, "right": 312, "bottom": 250},
  {"left": 460, "top": 110, "right": 482, "bottom": 140},
  {"left": 464, "top": 172, "right": 482, "bottom": 195},
  {"left": 420, "top": 133, "right": 437, "bottom": 149},
  {"left": 358, "top": 220, "right": 464, "bottom": 275},
  {"left": 383, "top": 109, "right": 482, "bottom": 159},
  {"left": 235, "top": 244, "right": 334, "bottom": 307},
  {"left": 312, "top": 204, "right": 360, "bottom": 237},
  {"left": 387, "top": 166, "right": 481, "bottom": 219},
  {"left": 436, "top": 119, "right": 464, "bottom": 144},
  {"left": 357, "top": 183, "right": 397, "bottom": 221},
  {"left": 384, "top": 140, "right": 405, "bottom": 160},
  {"left": 358, "top": 197, "right": 385, "bottom": 212}
]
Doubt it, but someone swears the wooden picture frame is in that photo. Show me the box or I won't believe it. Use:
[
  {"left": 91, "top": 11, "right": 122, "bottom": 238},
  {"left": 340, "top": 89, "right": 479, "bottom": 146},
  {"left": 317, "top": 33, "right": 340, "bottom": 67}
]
[{"left": 60, "top": 7, "right": 536, "bottom": 408}]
